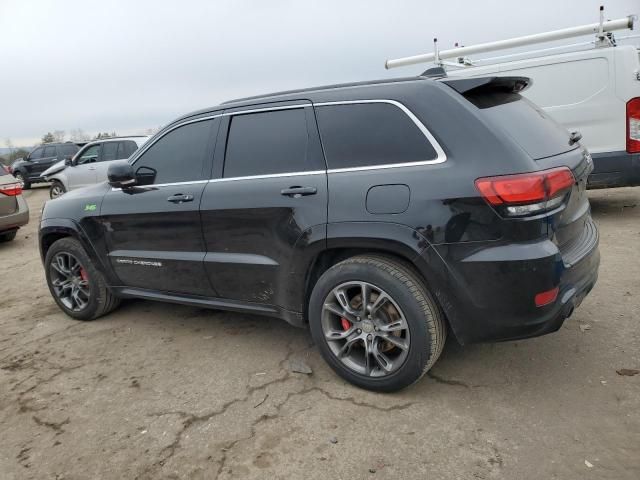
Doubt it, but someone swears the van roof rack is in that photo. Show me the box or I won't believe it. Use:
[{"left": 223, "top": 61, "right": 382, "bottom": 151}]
[{"left": 385, "top": 6, "right": 636, "bottom": 71}]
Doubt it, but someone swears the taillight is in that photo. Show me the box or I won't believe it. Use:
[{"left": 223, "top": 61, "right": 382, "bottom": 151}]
[
  {"left": 475, "top": 167, "right": 575, "bottom": 216},
  {"left": 627, "top": 97, "right": 640, "bottom": 153},
  {"left": 0, "top": 182, "right": 23, "bottom": 196}
]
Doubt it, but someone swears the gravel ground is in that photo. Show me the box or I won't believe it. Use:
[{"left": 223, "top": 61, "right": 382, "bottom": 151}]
[{"left": 0, "top": 185, "right": 638, "bottom": 480}]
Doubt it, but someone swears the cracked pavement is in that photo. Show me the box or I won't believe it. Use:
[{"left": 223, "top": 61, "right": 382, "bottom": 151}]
[{"left": 1, "top": 186, "right": 639, "bottom": 479}]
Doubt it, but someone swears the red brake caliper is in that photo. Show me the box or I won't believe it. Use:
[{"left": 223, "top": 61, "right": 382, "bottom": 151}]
[
  {"left": 341, "top": 317, "right": 351, "bottom": 331},
  {"left": 79, "top": 268, "right": 89, "bottom": 282}
]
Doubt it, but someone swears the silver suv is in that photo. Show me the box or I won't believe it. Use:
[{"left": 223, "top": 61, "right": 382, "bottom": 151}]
[{"left": 42, "top": 136, "right": 149, "bottom": 198}]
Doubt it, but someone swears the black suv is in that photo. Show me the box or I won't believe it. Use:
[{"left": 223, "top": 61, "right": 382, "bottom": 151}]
[
  {"left": 11, "top": 142, "right": 80, "bottom": 188},
  {"left": 39, "top": 76, "right": 599, "bottom": 391}
]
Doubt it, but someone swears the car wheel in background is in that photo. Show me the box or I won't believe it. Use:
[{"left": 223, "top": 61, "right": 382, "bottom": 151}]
[
  {"left": 0, "top": 231, "right": 17, "bottom": 242},
  {"left": 14, "top": 171, "right": 30, "bottom": 189},
  {"left": 44, "top": 237, "right": 121, "bottom": 320},
  {"left": 50, "top": 180, "right": 66, "bottom": 199},
  {"left": 309, "top": 255, "right": 446, "bottom": 392}
]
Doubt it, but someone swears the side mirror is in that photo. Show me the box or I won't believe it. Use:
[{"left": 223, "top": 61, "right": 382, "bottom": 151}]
[
  {"left": 64, "top": 156, "right": 73, "bottom": 166},
  {"left": 108, "top": 161, "right": 137, "bottom": 189}
]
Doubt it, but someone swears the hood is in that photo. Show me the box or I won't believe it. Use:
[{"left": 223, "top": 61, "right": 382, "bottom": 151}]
[{"left": 41, "top": 159, "right": 67, "bottom": 178}]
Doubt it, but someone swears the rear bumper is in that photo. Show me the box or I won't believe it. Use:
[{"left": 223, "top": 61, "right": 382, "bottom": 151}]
[
  {"left": 427, "top": 229, "right": 600, "bottom": 344},
  {"left": 588, "top": 150, "right": 640, "bottom": 189},
  {"left": 0, "top": 195, "right": 29, "bottom": 233}
]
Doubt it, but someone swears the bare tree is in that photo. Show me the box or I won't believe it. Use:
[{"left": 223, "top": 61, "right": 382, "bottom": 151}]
[
  {"left": 69, "top": 128, "right": 91, "bottom": 142},
  {"left": 53, "top": 130, "right": 66, "bottom": 142}
]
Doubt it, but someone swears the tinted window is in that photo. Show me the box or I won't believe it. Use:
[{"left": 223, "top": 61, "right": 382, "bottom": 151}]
[
  {"left": 465, "top": 92, "right": 576, "bottom": 160},
  {"left": 135, "top": 120, "right": 212, "bottom": 184},
  {"left": 224, "top": 108, "right": 309, "bottom": 178},
  {"left": 60, "top": 144, "right": 79, "bottom": 157},
  {"left": 30, "top": 148, "right": 44, "bottom": 160},
  {"left": 101, "top": 142, "right": 119, "bottom": 161},
  {"left": 315, "top": 103, "right": 437, "bottom": 169},
  {"left": 117, "top": 140, "right": 138, "bottom": 159},
  {"left": 43, "top": 146, "right": 57, "bottom": 158},
  {"left": 77, "top": 144, "right": 101, "bottom": 164}
]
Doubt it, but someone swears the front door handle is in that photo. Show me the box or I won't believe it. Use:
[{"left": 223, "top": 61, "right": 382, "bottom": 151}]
[
  {"left": 167, "top": 193, "right": 194, "bottom": 203},
  {"left": 280, "top": 186, "right": 317, "bottom": 198}
]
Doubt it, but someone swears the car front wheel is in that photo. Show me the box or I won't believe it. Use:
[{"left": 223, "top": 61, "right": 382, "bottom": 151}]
[
  {"left": 45, "top": 237, "right": 120, "bottom": 320},
  {"left": 50, "top": 180, "right": 66, "bottom": 199},
  {"left": 14, "top": 171, "right": 30, "bottom": 189},
  {"left": 309, "top": 255, "right": 446, "bottom": 392}
]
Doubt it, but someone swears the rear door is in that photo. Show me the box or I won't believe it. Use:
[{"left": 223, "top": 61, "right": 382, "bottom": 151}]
[
  {"left": 67, "top": 144, "right": 101, "bottom": 190},
  {"left": 200, "top": 103, "right": 327, "bottom": 309},
  {"left": 99, "top": 118, "right": 218, "bottom": 296}
]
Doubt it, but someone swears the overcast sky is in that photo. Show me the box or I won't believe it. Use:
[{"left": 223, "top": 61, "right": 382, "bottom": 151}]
[{"left": 1, "top": 0, "right": 638, "bottom": 146}]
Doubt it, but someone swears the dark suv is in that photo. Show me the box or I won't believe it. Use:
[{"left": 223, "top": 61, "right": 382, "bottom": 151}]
[
  {"left": 11, "top": 142, "right": 80, "bottom": 188},
  {"left": 39, "top": 76, "right": 599, "bottom": 391}
]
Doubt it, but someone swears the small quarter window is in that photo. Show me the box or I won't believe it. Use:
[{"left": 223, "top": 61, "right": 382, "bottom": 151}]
[
  {"left": 315, "top": 103, "right": 437, "bottom": 169},
  {"left": 224, "top": 108, "right": 310, "bottom": 178}
]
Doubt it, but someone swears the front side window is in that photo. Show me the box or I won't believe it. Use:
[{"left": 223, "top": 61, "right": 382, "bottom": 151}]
[
  {"left": 29, "top": 148, "right": 44, "bottom": 160},
  {"left": 43, "top": 146, "right": 57, "bottom": 158},
  {"left": 77, "top": 144, "right": 101, "bottom": 164},
  {"left": 315, "top": 103, "right": 437, "bottom": 169},
  {"left": 101, "top": 142, "right": 119, "bottom": 162},
  {"left": 134, "top": 120, "right": 213, "bottom": 184},
  {"left": 224, "top": 108, "right": 309, "bottom": 178}
]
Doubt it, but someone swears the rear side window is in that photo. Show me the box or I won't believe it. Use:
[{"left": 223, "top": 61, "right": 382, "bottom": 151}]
[
  {"left": 117, "top": 140, "right": 138, "bottom": 159},
  {"left": 224, "top": 108, "right": 309, "bottom": 178},
  {"left": 315, "top": 103, "right": 437, "bottom": 169},
  {"left": 59, "top": 144, "right": 78, "bottom": 157},
  {"left": 101, "top": 142, "right": 119, "bottom": 161},
  {"left": 30, "top": 148, "right": 44, "bottom": 160},
  {"left": 134, "top": 120, "right": 213, "bottom": 184}
]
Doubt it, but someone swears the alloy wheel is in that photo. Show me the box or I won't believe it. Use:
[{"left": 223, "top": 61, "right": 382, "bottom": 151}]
[
  {"left": 49, "top": 252, "right": 90, "bottom": 312},
  {"left": 51, "top": 184, "right": 65, "bottom": 198},
  {"left": 321, "top": 281, "right": 410, "bottom": 377}
]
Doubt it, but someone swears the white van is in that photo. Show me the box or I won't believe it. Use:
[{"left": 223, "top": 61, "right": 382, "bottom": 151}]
[{"left": 447, "top": 43, "right": 640, "bottom": 188}]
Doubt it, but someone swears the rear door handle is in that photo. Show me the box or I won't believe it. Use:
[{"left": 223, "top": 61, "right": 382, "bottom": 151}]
[
  {"left": 280, "top": 186, "right": 317, "bottom": 198},
  {"left": 167, "top": 193, "right": 194, "bottom": 203}
]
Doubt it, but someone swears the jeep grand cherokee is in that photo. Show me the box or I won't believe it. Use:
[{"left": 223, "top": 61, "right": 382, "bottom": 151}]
[{"left": 39, "top": 75, "right": 599, "bottom": 391}]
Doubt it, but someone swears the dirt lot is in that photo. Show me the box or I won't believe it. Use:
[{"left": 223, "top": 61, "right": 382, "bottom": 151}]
[{"left": 0, "top": 185, "right": 638, "bottom": 479}]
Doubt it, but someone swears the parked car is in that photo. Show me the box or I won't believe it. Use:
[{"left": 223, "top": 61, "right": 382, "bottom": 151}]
[
  {"left": 11, "top": 142, "right": 81, "bottom": 189},
  {"left": 0, "top": 166, "right": 29, "bottom": 242},
  {"left": 39, "top": 75, "right": 599, "bottom": 391},
  {"left": 447, "top": 43, "right": 640, "bottom": 189},
  {"left": 41, "top": 137, "right": 149, "bottom": 199}
]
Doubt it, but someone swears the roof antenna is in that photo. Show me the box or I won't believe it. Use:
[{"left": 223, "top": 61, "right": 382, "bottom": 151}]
[
  {"left": 433, "top": 38, "right": 440, "bottom": 65},
  {"left": 598, "top": 5, "right": 605, "bottom": 40}
]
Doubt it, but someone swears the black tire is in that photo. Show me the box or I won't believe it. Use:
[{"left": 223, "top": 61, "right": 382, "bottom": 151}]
[
  {"left": 309, "top": 255, "right": 446, "bottom": 392},
  {"left": 14, "top": 171, "right": 30, "bottom": 189},
  {"left": 45, "top": 237, "right": 121, "bottom": 320},
  {"left": 49, "top": 180, "right": 66, "bottom": 199},
  {"left": 0, "top": 230, "right": 17, "bottom": 242}
]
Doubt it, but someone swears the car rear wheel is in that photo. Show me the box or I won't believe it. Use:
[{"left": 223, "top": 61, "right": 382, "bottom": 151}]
[
  {"left": 50, "top": 180, "right": 66, "bottom": 199},
  {"left": 0, "top": 230, "right": 17, "bottom": 242},
  {"left": 45, "top": 237, "right": 120, "bottom": 320},
  {"left": 309, "top": 255, "right": 446, "bottom": 392},
  {"left": 14, "top": 171, "right": 30, "bottom": 189}
]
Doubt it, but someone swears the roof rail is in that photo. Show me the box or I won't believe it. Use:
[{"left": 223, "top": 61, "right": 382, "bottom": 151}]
[{"left": 385, "top": 6, "right": 635, "bottom": 70}]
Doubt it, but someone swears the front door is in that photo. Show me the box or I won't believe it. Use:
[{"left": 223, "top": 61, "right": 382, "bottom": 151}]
[
  {"left": 67, "top": 143, "right": 101, "bottom": 190},
  {"left": 99, "top": 117, "right": 218, "bottom": 296},
  {"left": 200, "top": 103, "right": 328, "bottom": 311}
]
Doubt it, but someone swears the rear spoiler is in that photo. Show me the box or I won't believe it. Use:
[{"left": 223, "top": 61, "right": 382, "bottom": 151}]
[{"left": 442, "top": 76, "right": 532, "bottom": 95}]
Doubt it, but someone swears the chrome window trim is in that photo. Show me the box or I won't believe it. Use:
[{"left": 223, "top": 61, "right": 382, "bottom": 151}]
[
  {"left": 124, "top": 98, "right": 446, "bottom": 187},
  {"left": 209, "top": 170, "right": 325, "bottom": 183},
  {"left": 110, "top": 179, "right": 209, "bottom": 191},
  {"left": 313, "top": 99, "right": 447, "bottom": 173}
]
